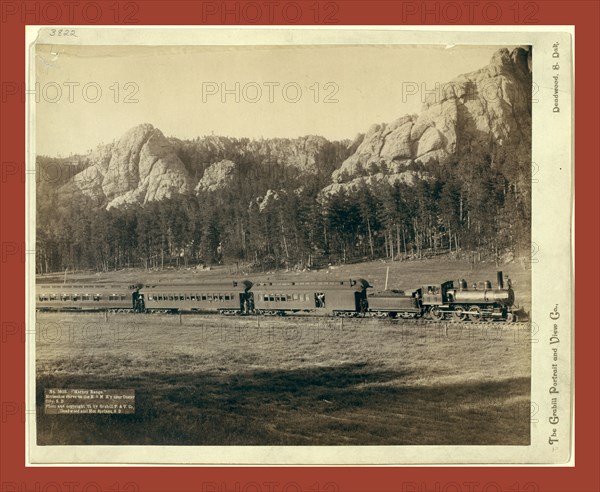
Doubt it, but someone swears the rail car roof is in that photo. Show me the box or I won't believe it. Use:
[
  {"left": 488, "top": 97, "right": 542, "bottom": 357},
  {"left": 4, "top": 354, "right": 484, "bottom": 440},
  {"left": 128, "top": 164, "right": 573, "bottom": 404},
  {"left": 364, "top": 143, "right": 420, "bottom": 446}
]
[{"left": 36, "top": 280, "right": 365, "bottom": 291}]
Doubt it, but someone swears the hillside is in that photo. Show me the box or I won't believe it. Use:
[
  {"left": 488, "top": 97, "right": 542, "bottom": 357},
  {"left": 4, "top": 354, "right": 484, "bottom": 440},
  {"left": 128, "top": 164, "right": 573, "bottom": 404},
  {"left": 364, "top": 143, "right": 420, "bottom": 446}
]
[{"left": 36, "top": 47, "right": 531, "bottom": 274}]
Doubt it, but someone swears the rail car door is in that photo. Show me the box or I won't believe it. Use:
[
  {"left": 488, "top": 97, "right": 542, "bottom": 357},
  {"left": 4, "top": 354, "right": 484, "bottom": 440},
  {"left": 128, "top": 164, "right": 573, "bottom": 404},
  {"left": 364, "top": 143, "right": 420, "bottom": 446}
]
[
  {"left": 354, "top": 290, "right": 368, "bottom": 313},
  {"left": 239, "top": 291, "right": 255, "bottom": 313}
]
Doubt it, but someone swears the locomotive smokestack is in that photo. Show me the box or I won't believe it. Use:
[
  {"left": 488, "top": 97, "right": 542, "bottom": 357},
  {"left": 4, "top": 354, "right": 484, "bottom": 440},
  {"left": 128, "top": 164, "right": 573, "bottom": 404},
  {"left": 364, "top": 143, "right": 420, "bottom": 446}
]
[{"left": 497, "top": 271, "right": 504, "bottom": 289}]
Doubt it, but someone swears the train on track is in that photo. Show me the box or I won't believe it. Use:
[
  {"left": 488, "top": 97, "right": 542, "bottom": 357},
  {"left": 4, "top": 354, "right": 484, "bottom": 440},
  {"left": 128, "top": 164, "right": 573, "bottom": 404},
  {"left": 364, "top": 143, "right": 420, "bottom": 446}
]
[{"left": 36, "top": 270, "right": 518, "bottom": 322}]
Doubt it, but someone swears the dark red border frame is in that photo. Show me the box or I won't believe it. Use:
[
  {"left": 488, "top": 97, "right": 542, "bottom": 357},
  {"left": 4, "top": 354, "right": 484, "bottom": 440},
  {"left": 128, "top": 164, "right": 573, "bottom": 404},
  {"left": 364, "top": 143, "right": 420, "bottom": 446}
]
[{"left": 1, "top": 1, "right": 598, "bottom": 491}]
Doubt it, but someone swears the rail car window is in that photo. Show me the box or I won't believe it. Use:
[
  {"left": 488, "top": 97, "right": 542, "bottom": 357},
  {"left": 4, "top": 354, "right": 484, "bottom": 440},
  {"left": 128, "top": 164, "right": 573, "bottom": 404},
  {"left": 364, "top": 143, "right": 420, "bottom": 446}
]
[
  {"left": 292, "top": 293, "right": 299, "bottom": 301},
  {"left": 120, "top": 295, "right": 127, "bottom": 301},
  {"left": 201, "top": 295, "right": 207, "bottom": 301},
  {"left": 109, "top": 294, "right": 119, "bottom": 301},
  {"left": 49, "top": 294, "right": 56, "bottom": 301},
  {"left": 93, "top": 294, "right": 101, "bottom": 301},
  {"left": 61, "top": 294, "right": 70, "bottom": 301},
  {"left": 269, "top": 295, "right": 275, "bottom": 302},
  {"left": 81, "top": 294, "right": 90, "bottom": 301},
  {"left": 190, "top": 294, "right": 197, "bottom": 301},
  {"left": 39, "top": 294, "right": 48, "bottom": 301}
]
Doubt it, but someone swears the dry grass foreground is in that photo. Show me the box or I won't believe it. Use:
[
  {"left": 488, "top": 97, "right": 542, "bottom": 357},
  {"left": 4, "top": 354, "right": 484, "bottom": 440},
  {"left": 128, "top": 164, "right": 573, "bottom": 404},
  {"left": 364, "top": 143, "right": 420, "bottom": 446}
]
[{"left": 36, "top": 312, "right": 531, "bottom": 446}]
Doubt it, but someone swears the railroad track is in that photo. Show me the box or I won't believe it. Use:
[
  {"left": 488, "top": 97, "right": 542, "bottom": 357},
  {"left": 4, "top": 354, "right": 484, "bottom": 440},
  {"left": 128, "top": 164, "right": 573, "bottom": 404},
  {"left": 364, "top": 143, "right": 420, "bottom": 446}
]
[{"left": 36, "top": 308, "right": 530, "bottom": 325}]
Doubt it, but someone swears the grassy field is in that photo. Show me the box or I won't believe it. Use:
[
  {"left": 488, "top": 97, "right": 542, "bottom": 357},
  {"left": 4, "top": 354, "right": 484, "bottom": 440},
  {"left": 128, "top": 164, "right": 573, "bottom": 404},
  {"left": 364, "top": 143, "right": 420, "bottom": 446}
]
[{"left": 36, "top": 311, "right": 531, "bottom": 446}]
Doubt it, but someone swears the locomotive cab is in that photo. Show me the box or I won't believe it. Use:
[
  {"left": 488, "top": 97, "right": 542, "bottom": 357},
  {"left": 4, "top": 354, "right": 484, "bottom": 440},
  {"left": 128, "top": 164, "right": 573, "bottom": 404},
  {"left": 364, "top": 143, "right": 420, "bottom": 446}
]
[{"left": 422, "top": 281, "right": 454, "bottom": 305}]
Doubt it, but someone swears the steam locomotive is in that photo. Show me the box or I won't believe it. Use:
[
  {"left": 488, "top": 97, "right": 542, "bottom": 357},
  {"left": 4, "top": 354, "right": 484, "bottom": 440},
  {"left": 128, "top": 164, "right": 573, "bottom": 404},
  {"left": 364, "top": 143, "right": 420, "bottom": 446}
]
[{"left": 36, "top": 271, "right": 517, "bottom": 322}]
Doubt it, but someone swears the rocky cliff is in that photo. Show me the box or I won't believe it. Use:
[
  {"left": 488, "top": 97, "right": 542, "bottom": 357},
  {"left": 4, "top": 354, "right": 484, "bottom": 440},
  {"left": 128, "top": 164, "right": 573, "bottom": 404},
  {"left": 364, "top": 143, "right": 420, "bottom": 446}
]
[
  {"left": 194, "top": 159, "right": 237, "bottom": 193},
  {"left": 60, "top": 124, "right": 191, "bottom": 209},
  {"left": 327, "top": 47, "right": 531, "bottom": 193}
]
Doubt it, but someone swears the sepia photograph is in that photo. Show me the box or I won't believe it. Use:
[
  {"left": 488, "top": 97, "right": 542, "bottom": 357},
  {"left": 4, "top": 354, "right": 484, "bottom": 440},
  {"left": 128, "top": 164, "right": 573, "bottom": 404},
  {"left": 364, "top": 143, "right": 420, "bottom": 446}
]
[{"left": 26, "top": 27, "right": 572, "bottom": 465}]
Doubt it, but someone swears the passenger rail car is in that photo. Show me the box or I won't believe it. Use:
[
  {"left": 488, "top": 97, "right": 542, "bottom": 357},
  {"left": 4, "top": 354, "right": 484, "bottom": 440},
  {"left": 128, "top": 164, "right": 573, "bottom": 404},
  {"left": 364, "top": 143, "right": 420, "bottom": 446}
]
[
  {"left": 36, "top": 284, "right": 133, "bottom": 311},
  {"left": 252, "top": 278, "right": 370, "bottom": 317}
]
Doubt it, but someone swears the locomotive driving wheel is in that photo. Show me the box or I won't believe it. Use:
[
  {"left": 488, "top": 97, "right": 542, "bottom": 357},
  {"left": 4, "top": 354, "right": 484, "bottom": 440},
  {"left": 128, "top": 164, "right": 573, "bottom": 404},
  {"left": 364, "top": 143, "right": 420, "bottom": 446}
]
[
  {"left": 429, "top": 306, "right": 443, "bottom": 321},
  {"left": 453, "top": 306, "right": 467, "bottom": 321},
  {"left": 468, "top": 305, "right": 482, "bottom": 321}
]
